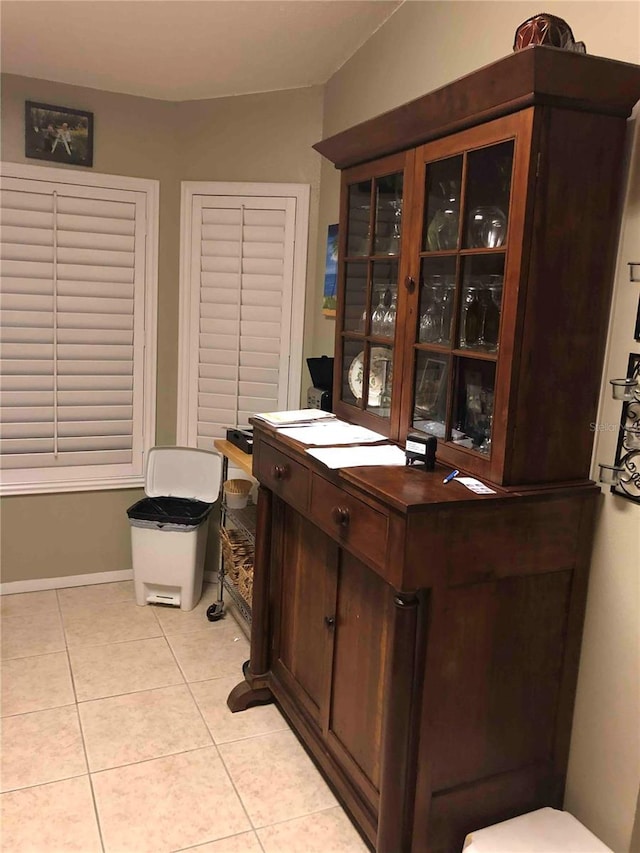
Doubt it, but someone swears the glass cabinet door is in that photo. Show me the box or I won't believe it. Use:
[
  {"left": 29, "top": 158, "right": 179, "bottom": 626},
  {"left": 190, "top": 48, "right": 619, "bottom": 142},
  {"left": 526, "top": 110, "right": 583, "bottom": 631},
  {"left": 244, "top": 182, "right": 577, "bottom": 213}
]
[
  {"left": 410, "top": 136, "right": 515, "bottom": 457},
  {"left": 337, "top": 163, "right": 406, "bottom": 427}
]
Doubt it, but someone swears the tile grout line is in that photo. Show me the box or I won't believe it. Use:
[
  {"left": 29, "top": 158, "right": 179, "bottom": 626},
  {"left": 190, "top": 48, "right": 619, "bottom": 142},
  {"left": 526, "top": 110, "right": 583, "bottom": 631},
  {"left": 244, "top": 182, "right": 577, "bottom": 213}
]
[
  {"left": 160, "top": 611, "right": 265, "bottom": 843},
  {"left": 2, "top": 585, "right": 358, "bottom": 852},
  {"left": 57, "top": 587, "right": 107, "bottom": 853}
]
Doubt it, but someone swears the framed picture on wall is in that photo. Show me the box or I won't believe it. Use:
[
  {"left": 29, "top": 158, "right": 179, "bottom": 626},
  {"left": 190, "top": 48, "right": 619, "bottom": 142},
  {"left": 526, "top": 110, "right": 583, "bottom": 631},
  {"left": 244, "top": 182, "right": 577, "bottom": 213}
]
[
  {"left": 25, "top": 101, "right": 93, "bottom": 167},
  {"left": 322, "top": 223, "right": 338, "bottom": 317}
]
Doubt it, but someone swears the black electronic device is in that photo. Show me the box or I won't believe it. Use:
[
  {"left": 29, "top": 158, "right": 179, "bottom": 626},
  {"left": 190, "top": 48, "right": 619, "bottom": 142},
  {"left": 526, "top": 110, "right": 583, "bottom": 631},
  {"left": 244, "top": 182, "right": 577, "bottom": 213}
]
[
  {"left": 226, "top": 427, "right": 254, "bottom": 455},
  {"left": 306, "top": 355, "right": 334, "bottom": 412},
  {"left": 405, "top": 432, "right": 437, "bottom": 470}
]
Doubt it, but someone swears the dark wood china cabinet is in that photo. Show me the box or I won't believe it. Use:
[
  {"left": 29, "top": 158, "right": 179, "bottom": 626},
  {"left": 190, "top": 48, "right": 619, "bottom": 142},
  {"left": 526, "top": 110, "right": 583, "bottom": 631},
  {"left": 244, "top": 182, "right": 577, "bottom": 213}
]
[{"left": 229, "top": 48, "right": 640, "bottom": 853}]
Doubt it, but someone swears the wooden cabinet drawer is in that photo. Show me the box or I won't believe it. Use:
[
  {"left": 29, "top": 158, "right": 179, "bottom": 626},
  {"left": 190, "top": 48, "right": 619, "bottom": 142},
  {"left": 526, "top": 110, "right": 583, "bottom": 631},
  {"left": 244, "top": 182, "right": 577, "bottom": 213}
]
[
  {"left": 254, "top": 442, "right": 309, "bottom": 511},
  {"left": 310, "top": 474, "right": 388, "bottom": 571}
]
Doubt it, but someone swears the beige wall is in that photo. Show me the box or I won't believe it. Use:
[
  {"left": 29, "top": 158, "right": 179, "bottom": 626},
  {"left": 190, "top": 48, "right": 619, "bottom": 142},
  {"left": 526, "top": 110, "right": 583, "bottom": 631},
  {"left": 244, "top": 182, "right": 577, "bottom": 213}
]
[
  {"left": 313, "top": 3, "right": 639, "bottom": 851},
  {"left": 0, "top": 74, "right": 323, "bottom": 584}
]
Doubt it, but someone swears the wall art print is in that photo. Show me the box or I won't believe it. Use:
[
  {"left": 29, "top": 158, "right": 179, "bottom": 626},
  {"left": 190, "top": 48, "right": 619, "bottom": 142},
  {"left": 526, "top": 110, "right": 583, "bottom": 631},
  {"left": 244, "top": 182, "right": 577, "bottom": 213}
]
[
  {"left": 25, "top": 101, "right": 93, "bottom": 167},
  {"left": 322, "top": 223, "right": 338, "bottom": 317}
]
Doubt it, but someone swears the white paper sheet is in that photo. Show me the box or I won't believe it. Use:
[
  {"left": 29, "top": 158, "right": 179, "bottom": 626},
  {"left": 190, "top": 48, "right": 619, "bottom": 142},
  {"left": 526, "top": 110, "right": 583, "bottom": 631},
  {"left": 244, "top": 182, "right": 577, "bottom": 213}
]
[
  {"left": 253, "top": 409, "right": 336, "bottom": 427},
  {"left": 455, "top": 476, "right": 497, "bottom": 495},
  {"left": 306, "top": 444, "right": 407, "bottom": 469},
  {"left": 278, "top": 422, "right": 386, "bottom": 446}
]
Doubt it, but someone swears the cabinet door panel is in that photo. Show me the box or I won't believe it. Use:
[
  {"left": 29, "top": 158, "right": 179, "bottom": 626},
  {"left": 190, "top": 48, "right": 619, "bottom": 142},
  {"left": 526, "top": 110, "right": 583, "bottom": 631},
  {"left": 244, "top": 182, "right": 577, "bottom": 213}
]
[
  {"left": 429, "top": 571, "right": 572, "bottom": 791},
  {"left": 327, "top": 550, "right": 393, "bottom": 808},
  {"left": 273, "top": 505, "right": 336, "bottom": 727}
]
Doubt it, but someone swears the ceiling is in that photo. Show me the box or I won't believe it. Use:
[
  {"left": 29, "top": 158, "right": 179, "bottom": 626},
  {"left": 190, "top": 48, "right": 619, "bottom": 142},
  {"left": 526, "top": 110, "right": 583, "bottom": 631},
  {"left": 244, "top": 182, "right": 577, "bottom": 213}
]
[{"left": 1, "top": 0, "right": 402, "bottom": 101}]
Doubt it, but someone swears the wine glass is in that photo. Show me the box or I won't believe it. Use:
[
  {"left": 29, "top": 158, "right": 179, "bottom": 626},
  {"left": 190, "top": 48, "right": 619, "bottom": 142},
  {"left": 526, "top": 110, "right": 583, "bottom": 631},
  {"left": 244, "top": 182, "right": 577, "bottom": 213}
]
[
  {"left": 371, "top": 291, "right": 386, "bottom": 336},
  {"left": 486, "top": 278, "right": 503, "bottom": 350},
  {"left": 478, "top": 415, "right": 493, "bottom": 455},
  {"left": 419, "top": 287, "right": 440, "bottom": 343},
  {"left": 438, "top": 280, "right": 455, "bottom": 344},
  {"left": 476, "top": 285, "right": 493, "bottom": 349},
  {"left": 460, "top": 286, "right": 481, "bottom": 348},
  {"left": 385, "top": 199, "right": 403, "bottom": 255}
]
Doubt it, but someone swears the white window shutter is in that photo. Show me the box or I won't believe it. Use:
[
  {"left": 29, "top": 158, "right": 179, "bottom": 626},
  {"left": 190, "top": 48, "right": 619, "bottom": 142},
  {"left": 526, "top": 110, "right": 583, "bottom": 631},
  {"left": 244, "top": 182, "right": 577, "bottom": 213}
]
[
  {"left": 0, "top": 167, "right": 157, "bottom": 494},
  {"left": 179, "top": 186, "right": 307, "bottom": 450}
]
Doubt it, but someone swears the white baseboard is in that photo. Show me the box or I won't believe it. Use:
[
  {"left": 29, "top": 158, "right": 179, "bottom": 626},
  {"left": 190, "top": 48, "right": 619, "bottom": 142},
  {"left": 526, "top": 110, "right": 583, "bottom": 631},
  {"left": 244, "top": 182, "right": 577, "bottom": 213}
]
[
  {"left": 0, "top": 569, "right": 134, "bottom": 596},
  {"left": 2, "top": 568, "right": 220, "bottom": 596}
]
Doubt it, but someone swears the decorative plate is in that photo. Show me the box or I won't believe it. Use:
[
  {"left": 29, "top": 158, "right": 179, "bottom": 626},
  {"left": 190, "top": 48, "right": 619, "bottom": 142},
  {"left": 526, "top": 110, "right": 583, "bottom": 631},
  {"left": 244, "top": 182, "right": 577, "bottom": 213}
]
[{"left": 348, "top": 347, "right": 391, "bottom": 407}]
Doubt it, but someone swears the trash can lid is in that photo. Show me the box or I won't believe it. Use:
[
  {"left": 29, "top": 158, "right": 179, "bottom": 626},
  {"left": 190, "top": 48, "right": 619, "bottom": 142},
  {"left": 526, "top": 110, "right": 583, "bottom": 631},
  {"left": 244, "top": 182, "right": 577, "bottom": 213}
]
[{"left": 145, "top": 446, "right": 222, "bottom": 503}]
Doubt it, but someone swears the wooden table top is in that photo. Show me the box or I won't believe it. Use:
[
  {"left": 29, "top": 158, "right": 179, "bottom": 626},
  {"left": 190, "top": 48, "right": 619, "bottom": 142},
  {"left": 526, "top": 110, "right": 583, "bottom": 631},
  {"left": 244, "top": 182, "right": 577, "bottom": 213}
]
[{"left": 214, "top": 439, "right": 254, "bottom": 478}]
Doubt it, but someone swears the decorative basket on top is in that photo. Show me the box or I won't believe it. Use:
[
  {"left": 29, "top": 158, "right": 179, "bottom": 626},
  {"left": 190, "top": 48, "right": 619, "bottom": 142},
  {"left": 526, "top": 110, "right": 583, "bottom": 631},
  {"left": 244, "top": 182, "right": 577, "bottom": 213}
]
[
  {"left": 223, "top": 478, "right": 252, "bottom": 509},
  {"left": 220, "top": 526, "right": 254, "bottom": 605}
]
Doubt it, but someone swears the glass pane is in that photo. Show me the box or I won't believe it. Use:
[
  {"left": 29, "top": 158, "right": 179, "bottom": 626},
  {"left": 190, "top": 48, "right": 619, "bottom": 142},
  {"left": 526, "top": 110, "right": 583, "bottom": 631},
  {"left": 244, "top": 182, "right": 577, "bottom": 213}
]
[
  {"left": 463, "top": 141, "right": 514, "bottom": 249},
  {"left": 374, "top": 173, "right": 404, "bottom": 256},
  {"left": 452, "top": 358, "right": 495, "bottom": 454},
  {"left": 412, "top": 352, "right": 450, "bottom": 438},
  {"left": 347, "top": 181, "right": 372, "bottom": 257},
  {"left": 367, "top": 344, "right": 393, "bottom": 419},
  {"left": 342, "top": 341, "right": 393, "bottom": 418},
  {"left": 344, "top": 262, "right": 369, "bottom": 333},
  {"left": 342, "top": 339, "right": 365, "bottom": 406},
  {"left": 418, "top": 257, "right": 457, "bottom": 345},
  {"left": 458, "top": 256, "right": 505, "bottom": 352},
  {"left": 424, "top": 155, "right": 463, "bottom": 252},
  {"left": 371, "top": 260, "right": 398, "bottom": 339}
]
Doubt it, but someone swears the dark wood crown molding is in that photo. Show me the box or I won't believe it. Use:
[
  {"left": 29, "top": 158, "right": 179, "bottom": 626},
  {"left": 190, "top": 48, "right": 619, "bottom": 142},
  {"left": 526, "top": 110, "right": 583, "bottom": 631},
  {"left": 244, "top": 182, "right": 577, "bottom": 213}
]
[{"left": 314, "top": 46, "right": 640, "bottom": 169}]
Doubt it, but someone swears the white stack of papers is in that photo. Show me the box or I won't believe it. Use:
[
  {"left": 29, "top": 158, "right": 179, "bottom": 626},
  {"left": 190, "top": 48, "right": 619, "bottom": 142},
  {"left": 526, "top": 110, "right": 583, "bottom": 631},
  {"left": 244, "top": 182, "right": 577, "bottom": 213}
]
[
  {"left": 253, "top": 409, "right": 336, "bottom": 427},
  {"left": 278, "top": 421, "right": 386, "bottom": 446},
  {"left": 307, "top": 444, "right": 406, "bottom": 469}
]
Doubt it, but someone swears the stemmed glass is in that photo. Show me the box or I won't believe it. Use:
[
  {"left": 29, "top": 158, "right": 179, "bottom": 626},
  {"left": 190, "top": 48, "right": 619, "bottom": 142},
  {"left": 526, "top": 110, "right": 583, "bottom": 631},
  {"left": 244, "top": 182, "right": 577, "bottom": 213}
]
[
  {"left": 419, "top": 283, "right": 443, "bottom": 343},
  {"left": 486, "top": 279, "right": 503, "bottom": 350},
  {"left": 371, "top": 291, "right": 386, "bottom": 336},
  {"left": 476, "top": 286, "right": 493, "bottom": 349},
  {"left": 385, "top": 199, "right": 403, "bottom": 255},
  {"left": 419, "top": 289, "right": 438, "bottom": 343},
  {"left": 479, "top": 415, "right": 493, "bottom": 455},
  {"left": 438, "top": 281, "right": 455, "bottom": 344},
  {"left": 460, "top": 285, "right": 481, "bottom": 349}
]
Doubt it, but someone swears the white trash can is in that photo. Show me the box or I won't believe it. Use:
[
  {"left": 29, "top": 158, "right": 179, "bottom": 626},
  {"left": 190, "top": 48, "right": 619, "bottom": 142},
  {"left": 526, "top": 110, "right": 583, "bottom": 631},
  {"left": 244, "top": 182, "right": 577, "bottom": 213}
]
[
  {"left": 462, "top": 807, "right": 613, "bottom": 852},
  {"left": 127, "top": 447, "right": 222, "bottom": 611}
]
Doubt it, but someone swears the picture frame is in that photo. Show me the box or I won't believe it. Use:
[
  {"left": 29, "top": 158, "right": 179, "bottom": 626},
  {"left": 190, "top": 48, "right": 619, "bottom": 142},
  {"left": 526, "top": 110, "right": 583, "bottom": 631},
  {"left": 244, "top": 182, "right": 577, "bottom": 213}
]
[
  {"left": 322, "top": 223, "right": 338, "bottom": 317},
  {"left": 25, "top": 101, "right": 93, "bottom": 167},
  {"left": 416, "top": 356, "right": 448, "bottom": 414}
]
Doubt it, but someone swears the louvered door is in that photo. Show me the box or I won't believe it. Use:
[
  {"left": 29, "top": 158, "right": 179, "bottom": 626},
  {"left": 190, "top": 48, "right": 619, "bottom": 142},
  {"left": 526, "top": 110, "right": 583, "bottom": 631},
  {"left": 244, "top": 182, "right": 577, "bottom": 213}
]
[
  {"left": 0, "top": 174, "right": 150, "bottom": 490},
  {"left": 179, "top": 187, "right": 307, "bottom": 450}
]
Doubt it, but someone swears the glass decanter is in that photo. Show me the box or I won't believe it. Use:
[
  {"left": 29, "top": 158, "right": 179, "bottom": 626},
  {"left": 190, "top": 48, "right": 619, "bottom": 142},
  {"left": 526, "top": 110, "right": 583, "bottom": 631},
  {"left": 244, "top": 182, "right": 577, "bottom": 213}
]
[
  {"left": 426, "top": 181, "right": 460, "bottom": 251},
  {"left": 381, "top": 290, "right": 397, "bottom": 339}
]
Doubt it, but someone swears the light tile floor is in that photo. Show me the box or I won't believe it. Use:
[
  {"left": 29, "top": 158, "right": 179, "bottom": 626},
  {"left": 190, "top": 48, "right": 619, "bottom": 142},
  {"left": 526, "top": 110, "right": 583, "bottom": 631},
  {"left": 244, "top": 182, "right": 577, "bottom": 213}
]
[{"left": 0, "top": 582, "right": 369, "bottom": 853}]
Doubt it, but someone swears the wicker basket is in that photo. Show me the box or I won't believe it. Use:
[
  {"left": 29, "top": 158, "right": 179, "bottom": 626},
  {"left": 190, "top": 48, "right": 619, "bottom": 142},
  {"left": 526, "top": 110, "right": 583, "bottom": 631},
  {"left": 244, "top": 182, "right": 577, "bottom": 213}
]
[
  {"left": 224, "top": 478, "right": 252, "bottom": 509},
  {"left": 220, "top": 526, "right": 254, "bottom": 604}
]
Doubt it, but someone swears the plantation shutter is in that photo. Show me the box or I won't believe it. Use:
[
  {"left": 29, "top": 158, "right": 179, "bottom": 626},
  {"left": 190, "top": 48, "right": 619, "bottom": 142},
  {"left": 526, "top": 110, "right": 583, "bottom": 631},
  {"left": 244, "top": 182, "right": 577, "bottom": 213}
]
[
  {"left": 186, "top": 194, "right": 296, "bottom": 448},
  {"left": 0, "top": 175, "right": 147, "bottom": 489}
]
